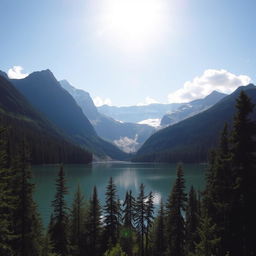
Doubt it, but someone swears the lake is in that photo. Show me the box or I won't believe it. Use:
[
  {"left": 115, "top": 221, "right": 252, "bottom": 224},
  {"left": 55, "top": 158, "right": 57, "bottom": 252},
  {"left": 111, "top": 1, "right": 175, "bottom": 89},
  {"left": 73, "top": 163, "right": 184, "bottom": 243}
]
[{"left": 32, "top": 162, "right": 207, "bottom": 226}]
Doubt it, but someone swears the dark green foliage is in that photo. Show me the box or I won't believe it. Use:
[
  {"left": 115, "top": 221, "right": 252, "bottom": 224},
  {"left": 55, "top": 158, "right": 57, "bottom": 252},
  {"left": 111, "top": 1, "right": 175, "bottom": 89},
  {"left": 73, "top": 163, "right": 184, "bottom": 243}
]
[
  {"left": 203, "top": 124, "right": 233, "bottom": 255},
  {"left": 49, "top": 165, "right": 69, "bottom": 256},
  {"left": 229, "top": 91, "right": 256, "bottom": 256},
  {"left": 104, "top": 177, "right": 119, "bottom": 247},
  {"left": 0, "top": 128, "right": 14, "bottom": 256},
  {"left": 134, "top": 184, "right": 147, "bottom": 256},
  {"left": 69, "top": 185, "right": 86, "bottom": 256},
  {"left": 120, "top": 191, "right": 135, "bottom": 256},
  {"left": 10, "top": 140, "right": 43, "bottom": 256},
  {"left": 165, "top": 164, "right": 187, "bottom": 256},
  {"left": 122, "top": 190, "right": 135, "bottom": 228},
  {"left": 84, "top": 186, "right": 102, "bottom": 256},
  {"left": 202, "top": 91, "right": 256, "bottom": 256},
  {"left": 185, "top": 186, "right": 199, "bottom": 255},
  {"left": 145, "top": 191, "right": 154, "bottom": 255},
  {"left": 0, "top": 74, "right": 92, "bottom": 164},
  {"left": 192, "top": 214, "right": 221, "bottom": 256},
  {"left": 151, "top": 200, "right": 166, "bottom": 256},
  {"left": 104, "top": 243, "right": 128, "bottom": 256}
]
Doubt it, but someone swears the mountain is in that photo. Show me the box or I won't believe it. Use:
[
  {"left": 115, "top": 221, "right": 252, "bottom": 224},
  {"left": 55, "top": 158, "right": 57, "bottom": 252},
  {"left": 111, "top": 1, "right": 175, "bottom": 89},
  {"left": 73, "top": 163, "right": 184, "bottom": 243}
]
[
  {"left": 11, "top": 70, "right": 128, "bottom": 160},
  {"left": 160, "top": 91, "right": 227, "bottom": 126},
  {"left": 0, "top": 73, "right": 92, "bottom": 164},
  {"left": 98, "top": 103, "right": 182, "bottom": 123},
  {"left": 60, "top": 80, "right": 155, "bottom": 152},
  {"left": 134, "top": 84, "right": 256, "bottom": 163}
]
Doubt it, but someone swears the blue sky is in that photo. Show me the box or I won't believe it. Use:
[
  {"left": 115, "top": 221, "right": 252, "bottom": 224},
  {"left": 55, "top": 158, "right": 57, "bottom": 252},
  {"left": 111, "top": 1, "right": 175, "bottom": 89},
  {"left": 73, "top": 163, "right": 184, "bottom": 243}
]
[{"left": 1, "top": 0, "right": 256, "bottom": 106}]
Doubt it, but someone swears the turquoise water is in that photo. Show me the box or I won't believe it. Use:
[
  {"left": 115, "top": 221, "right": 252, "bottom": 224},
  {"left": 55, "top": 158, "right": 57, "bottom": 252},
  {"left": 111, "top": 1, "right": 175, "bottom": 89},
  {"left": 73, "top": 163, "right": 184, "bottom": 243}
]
[{"left": 32, "top": 162, "right": 207, "bottom": 226}]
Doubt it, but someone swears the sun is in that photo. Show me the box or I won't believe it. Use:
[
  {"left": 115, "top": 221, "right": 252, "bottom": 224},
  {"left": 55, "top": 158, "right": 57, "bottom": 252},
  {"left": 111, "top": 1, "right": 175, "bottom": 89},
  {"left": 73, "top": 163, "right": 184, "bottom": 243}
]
[{"left": 98, "top": 0, "right": 167, "bottom": 50}]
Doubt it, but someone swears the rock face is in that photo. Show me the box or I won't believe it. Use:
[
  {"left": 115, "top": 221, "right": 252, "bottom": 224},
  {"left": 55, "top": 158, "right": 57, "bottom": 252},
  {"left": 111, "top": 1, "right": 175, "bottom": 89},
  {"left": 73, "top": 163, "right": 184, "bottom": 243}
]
[
  {"left": 134, "top": 84, "right": 256, "bottom": 163},
  {"left": 11, "top": 70, "right": 128, "bottom": 160},
  {"left": 60, "top": 80, "right": 155, "bottom": 153}
]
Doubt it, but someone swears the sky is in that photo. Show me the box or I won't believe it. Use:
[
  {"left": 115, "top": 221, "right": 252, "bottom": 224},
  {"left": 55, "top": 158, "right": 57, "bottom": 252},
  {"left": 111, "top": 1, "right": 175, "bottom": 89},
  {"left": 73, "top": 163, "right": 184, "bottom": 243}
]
[{"left": 1, "top": 0, "right": 256, "bottom": 106}]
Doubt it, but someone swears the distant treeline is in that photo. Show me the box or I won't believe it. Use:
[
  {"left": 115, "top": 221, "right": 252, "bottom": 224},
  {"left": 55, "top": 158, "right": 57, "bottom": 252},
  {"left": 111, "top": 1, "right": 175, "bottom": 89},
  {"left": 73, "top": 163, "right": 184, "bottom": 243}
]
[
  {"left": 0, "top": 114, "right": 92, "bottom": 164},
  {"left": 0, "top": 91, "right": 256, "bottom": 256}
]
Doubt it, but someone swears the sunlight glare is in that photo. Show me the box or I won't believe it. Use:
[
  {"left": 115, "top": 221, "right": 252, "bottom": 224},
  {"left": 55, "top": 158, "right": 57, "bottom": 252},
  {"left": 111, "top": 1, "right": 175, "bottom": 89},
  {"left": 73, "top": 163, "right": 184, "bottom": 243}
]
[{"left": 98, "top": 0, "right": 168, "bottom": 51}]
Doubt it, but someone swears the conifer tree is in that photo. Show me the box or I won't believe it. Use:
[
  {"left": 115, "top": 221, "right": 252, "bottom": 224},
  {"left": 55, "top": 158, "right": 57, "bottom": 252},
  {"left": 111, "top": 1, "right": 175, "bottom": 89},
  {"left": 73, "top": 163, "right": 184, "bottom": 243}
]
[
  {"left": 185, "top": 186, "right": 199, "bottom": 255},
  {"left": 229, "top": 91, "right": 256, "bottom": 256},
  {"left": 50, "top": 165, "right": 69, "bottom": 256},
  {"left": 70, "top": 185, "right": 85, "bottom": 256},
  {"left": 104, "top": 243, "right": 128, "bottom": 256},
  {"left": 85, "top": 186, "right": 102, "bottom": 256},
  {"left": 192, "top": 214, "right": 220, "bottom": 256},
  {"left": 104, "top": 177, "right": 119, "bottom": 248},
  {"left": 0, "top": 128, "right": 14, "bottom": 256},
  {"left": 10, "top": 140, "right": 43, "bottom": 256},
  {"left": 134, "top": 184, "right": 147, "bottom": 256},
  {"left": 122, "top": 190, "right": 135, "bottom": 228},
  {"left": 204, "top": 124, "right": 233, "bottom": 254},
  {"left": 152, "top": 200, "right": 166, "bottom": 256},
  {"left": 145, "top": 191, "right": 154, "bottom": 255},
  {"left": 165, "top": 164, "right": 187, "bottom": 256},
  {"left": 120, "top": 190, "right": 135, "bottom": 256}
]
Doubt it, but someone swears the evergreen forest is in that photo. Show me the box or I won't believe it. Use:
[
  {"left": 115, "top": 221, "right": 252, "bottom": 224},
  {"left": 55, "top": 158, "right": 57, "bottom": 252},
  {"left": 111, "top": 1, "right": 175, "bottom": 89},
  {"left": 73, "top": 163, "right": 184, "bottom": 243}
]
[{"left": 1, "top": 91, "right": 255, "bottom": 256}]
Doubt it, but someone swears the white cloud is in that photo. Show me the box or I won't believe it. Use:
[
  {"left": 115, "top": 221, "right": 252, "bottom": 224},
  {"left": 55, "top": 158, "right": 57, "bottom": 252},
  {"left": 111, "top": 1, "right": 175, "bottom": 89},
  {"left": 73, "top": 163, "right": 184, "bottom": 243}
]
[
  {"left": 138, "top": 118, "right": 161, "bottom": 127},
  {"left": 7, "top": 66, "right": 28, "bottom": 79},
  {"left": 93, "top": 96, "right": 112, "bottom": 107},
  {"left": 168, "top": 69, "right": 252, "bottom": 103},
  {"left": 113, "top": 135, "right": 139, "bottom": 153},
  {"left": 137, "top": 96, "right": 159, "bottom": 106}
]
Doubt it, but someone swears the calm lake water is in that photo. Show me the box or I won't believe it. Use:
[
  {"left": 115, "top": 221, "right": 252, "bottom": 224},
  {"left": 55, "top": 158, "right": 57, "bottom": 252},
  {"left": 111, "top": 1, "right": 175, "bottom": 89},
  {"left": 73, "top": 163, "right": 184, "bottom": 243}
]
[{"left": 32, "top": 162, "right": 207, "bottom": 226}]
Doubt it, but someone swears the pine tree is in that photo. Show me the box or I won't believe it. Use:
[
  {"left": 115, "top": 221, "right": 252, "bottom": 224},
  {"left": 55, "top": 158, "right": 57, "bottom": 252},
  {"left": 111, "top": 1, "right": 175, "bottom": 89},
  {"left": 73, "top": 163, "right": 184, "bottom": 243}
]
[
  {"left": 85, "top": 186, "right": 102, "bottom": 256},
  {"left": 122, "top": 190, "right": 135, "bottom": 228},
  {"left": 165, "top": 164, "right": 187, "bottom": 256},
  {"left": 203, "top": 124, "right": 233, "bottom": 254},
  {"left": 10, "top": 140, "right": 43, "bottom": 256},
  {"left": 145, "top": 191, "right": 154, "bottom": 255},
  {"left": 185, "top": 186, "right": 199, "bottom": 255},
  {"left": 120, "top": 190, "right": 135, "bottom": 256},
  {"left": 152, "top": 200, "right": 166, "bottom": 256},
  {"left": 192, "top": 214, "right": 220, "bottom": 256},
  {"left": 104, "top": 243, "right": 128, "bottom": 256},
  {"left": 0, "top": 128, "right": 14, "bottom": 256},
  {"left": 134, "top": 184, "right": 147, "bottom": 256},
  {"left": 50, "top": 165, "right": 69, "bottom": 256},
  {"left": 69, "top": 184, "right": 86, "bottom": 256},
  {"left": 104, "top": 177, "right": 119, "bottom": 248},
  {"left": 229, "top": 91, "right": 256, "bottom": 256}
]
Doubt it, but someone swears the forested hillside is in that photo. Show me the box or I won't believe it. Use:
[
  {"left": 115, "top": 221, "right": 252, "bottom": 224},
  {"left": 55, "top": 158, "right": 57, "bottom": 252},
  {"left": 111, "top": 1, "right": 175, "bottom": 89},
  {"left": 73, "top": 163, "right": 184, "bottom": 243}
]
[
  {"left": 0, "top": 74, "right": 92, "bottom": 164},
  {"left": 1, "top": 90, "right": 255, "bottom": 256},
  {"left": 134, "top": 84, "right": 256, "bottom": 163}
]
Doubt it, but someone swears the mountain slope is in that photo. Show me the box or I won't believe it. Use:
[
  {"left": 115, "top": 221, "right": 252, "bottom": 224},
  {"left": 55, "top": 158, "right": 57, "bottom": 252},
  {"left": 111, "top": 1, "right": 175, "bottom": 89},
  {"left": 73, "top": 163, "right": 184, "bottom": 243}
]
[
  {"left": 60, "top": 80, "right": 154, "bottom": 152},
  {"left": 0, "top": 73, "right": 92, "bottom": 164},
  {"left": 160, "top": 91, "right": 227, "bottom": 126},
  {"left": 11, "top": 70, "right": 128, "bottom": 160},
  {"left": 134, "top": 84, "right": 256, "bottom": 163},
  {"left": 98, "top": 102, "right": 182, "bottom": 123}
]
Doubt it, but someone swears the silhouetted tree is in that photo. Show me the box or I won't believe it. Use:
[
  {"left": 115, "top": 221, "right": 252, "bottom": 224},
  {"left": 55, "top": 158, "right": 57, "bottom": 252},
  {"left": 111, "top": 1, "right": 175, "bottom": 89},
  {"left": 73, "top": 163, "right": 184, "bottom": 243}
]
[
  {"left": 134, "top": 184, "right": 147, "bottom": 256},
  {"left": 104, "top": 177, "right": 119, "bottom": 248},
  {"left": 165, "top": 164, "right": 186, "bottom": 256},
  {"left": 49, "top": 165, "right": 69, "bottom": 256}
]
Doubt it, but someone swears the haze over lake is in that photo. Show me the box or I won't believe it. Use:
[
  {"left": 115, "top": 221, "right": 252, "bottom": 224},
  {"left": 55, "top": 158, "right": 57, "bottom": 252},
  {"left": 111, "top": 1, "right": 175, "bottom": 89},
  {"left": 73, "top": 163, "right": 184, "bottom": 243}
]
[{"left": 32, "top": 162, "right": 206, "bottom": 226}]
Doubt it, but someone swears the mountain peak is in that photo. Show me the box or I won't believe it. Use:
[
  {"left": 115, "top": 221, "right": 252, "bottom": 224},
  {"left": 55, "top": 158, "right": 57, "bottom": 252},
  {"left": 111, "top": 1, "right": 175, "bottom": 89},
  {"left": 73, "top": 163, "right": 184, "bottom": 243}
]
[
  {"left": 28, "top": 69, "right": 55, "bottom": 80},
  {"left": 0, "top": 70, "right": 8, "bottom": 79}
]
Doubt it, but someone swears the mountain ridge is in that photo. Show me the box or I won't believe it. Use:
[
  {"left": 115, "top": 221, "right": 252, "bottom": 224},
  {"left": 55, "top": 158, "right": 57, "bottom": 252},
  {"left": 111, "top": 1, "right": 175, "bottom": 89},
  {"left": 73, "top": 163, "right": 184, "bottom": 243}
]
[{"left": 134, "top": 84, "right": 256, "bottom": 163}]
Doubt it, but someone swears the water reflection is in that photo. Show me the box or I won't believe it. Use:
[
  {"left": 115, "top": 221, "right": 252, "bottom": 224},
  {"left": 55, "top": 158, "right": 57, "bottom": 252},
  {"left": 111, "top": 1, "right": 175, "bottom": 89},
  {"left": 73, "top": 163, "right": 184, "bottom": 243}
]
[{"left": 32, "top": 162, "right": 206, "bottom": 226}]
